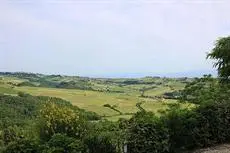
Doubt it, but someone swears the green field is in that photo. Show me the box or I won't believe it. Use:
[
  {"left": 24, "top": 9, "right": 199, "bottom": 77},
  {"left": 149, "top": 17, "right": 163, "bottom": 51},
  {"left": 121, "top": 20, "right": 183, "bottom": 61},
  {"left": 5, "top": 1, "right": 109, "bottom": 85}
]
[{"left": 0, "top": 73, "right": 190, "bottom": 120}]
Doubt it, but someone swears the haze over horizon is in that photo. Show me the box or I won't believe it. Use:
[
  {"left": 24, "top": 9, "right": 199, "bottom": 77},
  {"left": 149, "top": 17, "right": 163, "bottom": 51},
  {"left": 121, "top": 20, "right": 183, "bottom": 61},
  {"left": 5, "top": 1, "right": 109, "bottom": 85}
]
[{"left": 1, "top": 0, "right": 229, "bottom": 77}]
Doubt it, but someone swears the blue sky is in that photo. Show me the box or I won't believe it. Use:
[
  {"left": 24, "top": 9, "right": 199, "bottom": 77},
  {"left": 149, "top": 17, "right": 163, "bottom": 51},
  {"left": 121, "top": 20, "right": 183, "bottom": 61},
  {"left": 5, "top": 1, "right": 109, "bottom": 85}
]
[{"left": 1, "top": 0, "right": 230, "bottom": 77}]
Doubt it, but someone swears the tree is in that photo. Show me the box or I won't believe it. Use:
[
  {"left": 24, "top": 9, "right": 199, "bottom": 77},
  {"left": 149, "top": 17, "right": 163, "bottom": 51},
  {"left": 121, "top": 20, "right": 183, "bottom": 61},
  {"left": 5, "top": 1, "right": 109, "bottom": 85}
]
[
  {"left": 207, "top": 36, "right": 230, "bottom": 81},
  {"left": 39, "top": 102, "right": 87, "bottom": 141},
  {"left": 180, "top": 75, "right": 218, "bottom": 104}
]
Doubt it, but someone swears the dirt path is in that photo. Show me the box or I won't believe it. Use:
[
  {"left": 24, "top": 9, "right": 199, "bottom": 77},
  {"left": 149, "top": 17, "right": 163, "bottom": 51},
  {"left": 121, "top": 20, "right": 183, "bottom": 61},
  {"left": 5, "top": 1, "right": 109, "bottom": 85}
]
[{"left": 193, "top": 144, "right": 230, "bottom": 153}]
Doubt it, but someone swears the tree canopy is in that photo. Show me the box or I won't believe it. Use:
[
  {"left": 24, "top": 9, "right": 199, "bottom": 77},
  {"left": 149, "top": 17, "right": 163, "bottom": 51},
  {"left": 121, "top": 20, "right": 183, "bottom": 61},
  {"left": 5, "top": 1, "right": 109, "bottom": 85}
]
[{"left": 207, "top": 36, "right": 230, "bottom": 80}]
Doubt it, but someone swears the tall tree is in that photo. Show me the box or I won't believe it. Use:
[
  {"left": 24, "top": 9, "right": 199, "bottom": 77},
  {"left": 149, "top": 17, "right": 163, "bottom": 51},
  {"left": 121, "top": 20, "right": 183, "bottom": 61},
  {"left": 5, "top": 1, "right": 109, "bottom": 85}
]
[{"left": 207, "top": 36, "right": 230, "bottom": 80}]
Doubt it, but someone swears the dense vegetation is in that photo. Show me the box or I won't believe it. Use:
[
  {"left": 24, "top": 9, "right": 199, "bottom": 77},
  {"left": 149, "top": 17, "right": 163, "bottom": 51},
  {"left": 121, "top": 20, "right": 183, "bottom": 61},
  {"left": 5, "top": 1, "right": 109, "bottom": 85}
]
[
  {"left": 207, "top": 36, "right": 230, "bottom": 81},
  {"left": 0, "top": 36, "right": 230, "bottom": 152},
  {"left": 0, "top": 93, "right": 117, "bottom": 152}
]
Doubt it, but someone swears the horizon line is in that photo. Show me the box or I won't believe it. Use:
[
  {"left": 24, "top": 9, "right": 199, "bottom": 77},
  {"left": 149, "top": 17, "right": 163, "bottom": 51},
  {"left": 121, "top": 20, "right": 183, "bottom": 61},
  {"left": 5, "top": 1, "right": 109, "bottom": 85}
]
[{"left": 0, "top": 70, "right": 217, "bottom": 79}]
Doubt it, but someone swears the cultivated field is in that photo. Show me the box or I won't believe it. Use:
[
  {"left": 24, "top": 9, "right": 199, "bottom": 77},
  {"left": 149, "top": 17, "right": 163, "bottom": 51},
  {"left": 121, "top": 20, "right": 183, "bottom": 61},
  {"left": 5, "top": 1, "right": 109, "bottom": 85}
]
[{"left": 0, "top": 73, "right": 191, "bottom": 120}]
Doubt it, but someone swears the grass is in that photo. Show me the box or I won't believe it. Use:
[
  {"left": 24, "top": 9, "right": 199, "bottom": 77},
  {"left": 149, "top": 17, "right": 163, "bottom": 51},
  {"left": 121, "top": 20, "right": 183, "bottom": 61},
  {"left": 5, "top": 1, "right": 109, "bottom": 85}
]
[
  {"left": 0, "top": 86, "right": 18, "bottom": 94},
  {"left": 144, "top": 82, "right": 185, "bottom": 97},
  {"left": 0, "top": 81, "right": 18, "bottom": 94},
  {"left": 15, "top": 86, "right": 184, "bottom": 120},
  {"left": 15, "top": 86, "right": 138, "bottom": 116},
  {"left": 0, "top": 77, "right": 27, "bottom": 84},
  {"left": 144, "top": 86, "right": 171, "bottom": 96},
  {"left": 105, "top": 115, "right": 133, "bottom": 121},
  {"left": 0, "top": 75, "right": 189, "bottom": 121}
]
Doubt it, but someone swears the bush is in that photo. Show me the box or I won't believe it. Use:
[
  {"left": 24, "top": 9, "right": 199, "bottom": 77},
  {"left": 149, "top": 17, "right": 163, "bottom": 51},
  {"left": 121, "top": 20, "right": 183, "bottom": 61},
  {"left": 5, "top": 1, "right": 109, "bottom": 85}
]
[
  {"left": 103, "top": 104, "right": 122, "bottom": 114},
  {"left": 1, "top": 127, "right": 18, "bottom": 145},
  {"left": 161, "top": 104, "right": 200, "bottom": 152},
  {"left": 39, "top": 103, "right": 87, "bottom": 141},
  {"left": 180, "top": 75, "right": 230, "bottom": 104},
  {"left": 127, "top": 101, "right": 230, "bottom": 153},
  {"left": 84, "top": 134, "right": 117, "bottom": 153},
  {"left": 127, "top": 111, "right": 170, "bottom": 153},
  {"left": 56, "top": 81, "right": 93, "bottom": 90},
  {"left": 194, "top": 101, "right": 230, "bottom": 146},
  {"left": 17, "top": 82, "right": 36, "bottom": 87},
  {"left": 17, "top": 92, "right": 30, "bottom": 97},
  {"left": 80, "top": 110, "right": 101, "bottom": 121},
  {"left": 3, "top": 138, "right": 39, "bottom": 153},
  {"left": 103, "top": 104, "right": 111, "bottom": 108},
  {"left": 84, "top": 120, "right": 124, "bottom": 153},
  {"left": 41, "top": 133, "right": 85, "bottom": 153}
]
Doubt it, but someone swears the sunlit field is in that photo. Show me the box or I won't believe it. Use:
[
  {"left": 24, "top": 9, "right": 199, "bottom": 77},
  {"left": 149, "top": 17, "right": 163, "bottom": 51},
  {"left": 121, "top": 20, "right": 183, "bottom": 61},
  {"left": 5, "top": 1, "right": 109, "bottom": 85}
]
[{"left": 0, "top": 75, "right": 188, "bottom": 120}]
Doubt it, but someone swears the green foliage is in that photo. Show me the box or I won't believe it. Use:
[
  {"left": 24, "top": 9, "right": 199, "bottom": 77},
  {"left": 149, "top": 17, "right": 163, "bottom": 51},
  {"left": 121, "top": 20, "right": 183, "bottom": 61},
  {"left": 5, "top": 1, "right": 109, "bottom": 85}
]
[
  {"left": 160, "top": 104, "right": 199, "bottom": 152},
  {"left": 3, "top": 138, "right": 39, "bottom": 153},
  {"left": 0, "top": 86, "right": 17, "bottom": 94},
  {"left": 194, "top": 101, "right": 230, "bottom": 145},
  {"left": 0, "top": 72, "right": 39, "bottom": 79},
  {"left": 39, "top": 102, "right": 86, "bottom": 141},
  {"left": 0, "top": 94, "right": 100, "bottom": 130},
  {"left": 103, "top": 104, "right": 122, "bottom": 114},
  {"left": 41, "top": 134, "right": 85, "bottom": 153},
  {"left": 0, "top": 94, "right": 42, "bottom": 128},
  {"left": 127, "top": 100, "right": 230, "bottom": 153},
  {"left": 17, "top": 81, "right": 36, "bottom": 87},
  {"left": 36, "top": 96, "right": 101, "bottom": 121},
  {"left": 84, "top": 121, "right": 122, "bottom": 153},
  {"left": 127, "top": 111, "right": 170, "bottom": 153},
  {"left": 207, "top": 36, "right": 230, "bottom": 81},
  {"left": 17, "top": 91, "right": 30, "bottom": 97},
  {"left": 103, "top": 104, "right": 111, "bottom": 108},
  {"left": 180, "top": 75, "right": 229, "bottom": 104},
  {"left": 167, "top": 101, "right": 230, "bottom": 151},
  {"left": 84, "top": 134, "right": 117, "bottom": 153},
  {"left": 163, "top": 91, "right": 181, "bottom": 99},
  {"left": 56, "top": 81, "right": 93, "bottom": 90},
  {"left": 0, "top": 94, "right": 102, "bottom": 152},
  {"left": 38, "top": 79, "right": 59, "bottom": 88},
  {"left": 79, "top": 110, "right": 101, "bottom": 121},
  {"left": 1, "top": 126, "right": 17, "bottom": 145},
  {"left": 135, "top": 101, "right": 145, "bottom": 112}
]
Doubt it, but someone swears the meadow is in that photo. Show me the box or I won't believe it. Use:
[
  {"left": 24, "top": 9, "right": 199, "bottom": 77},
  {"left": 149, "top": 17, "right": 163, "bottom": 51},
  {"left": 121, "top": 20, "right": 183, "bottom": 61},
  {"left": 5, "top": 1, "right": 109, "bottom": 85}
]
[{"left": 0, "top": 73, "right": 189, "bottom": 120}]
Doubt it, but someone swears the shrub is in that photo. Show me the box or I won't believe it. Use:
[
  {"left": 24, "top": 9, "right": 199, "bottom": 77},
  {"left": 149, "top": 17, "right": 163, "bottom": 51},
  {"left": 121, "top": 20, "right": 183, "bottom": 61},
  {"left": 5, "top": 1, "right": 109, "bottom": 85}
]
[
  {"left": 127, "top": 111, "right": 170, "bottom": 153},
  {"left": 180, "top": 75, "right": 230, "bottom": 104},
  {"left": 17, "top": 92, "right": 30, "bottom": 97},
  {"left": 127, "top": 101, "right": 230, "bottom": 153},
  {"left": 80, "top": 110, "right": 101, "bottom": 121},
  {"left": 193, "top": 101, "right": 230, "bottom": 146},
  {"left": 84, "top": 134, "right": 117, "bottom": 153},
  {"left": 103, "top": 104, "right": 122, "bottom": 114},
  {"left": 41, "top": 133, "right": 85, "bottom": 153},
  {"left": 17, "top": 82, "right": 36, "bottom": 87},
  {"left": 1, "top": 127, "right": 18, "bottom": 145},
  {"left": 160, "top": 104, "right": 200, "bottom": 152},
  {"left": 39, "top": 103, "right": 87, "bottom": 141},
  {"left": 103, "top": 104, "right": 111, "bottom": 108},
  {"left": 3, "top": 138, "right": 39, "bottom": 153},
  {"left": 84, "top": 120, "right": 124, "bottom": 153}
]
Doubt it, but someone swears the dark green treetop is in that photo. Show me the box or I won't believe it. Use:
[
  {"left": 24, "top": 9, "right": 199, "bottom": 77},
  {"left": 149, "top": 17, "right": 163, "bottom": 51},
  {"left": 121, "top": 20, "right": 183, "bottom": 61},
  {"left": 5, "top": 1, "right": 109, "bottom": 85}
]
[{"left": 207, "top": 36, "right": 230, "bottom": 81}]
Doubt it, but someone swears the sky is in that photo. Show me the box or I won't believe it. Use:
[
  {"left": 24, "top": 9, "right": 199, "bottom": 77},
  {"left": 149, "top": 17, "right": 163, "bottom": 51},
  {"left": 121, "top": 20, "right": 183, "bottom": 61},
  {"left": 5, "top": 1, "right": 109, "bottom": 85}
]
[{"left": 1, "top": 0, "right": 230, "bottom": 77}]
